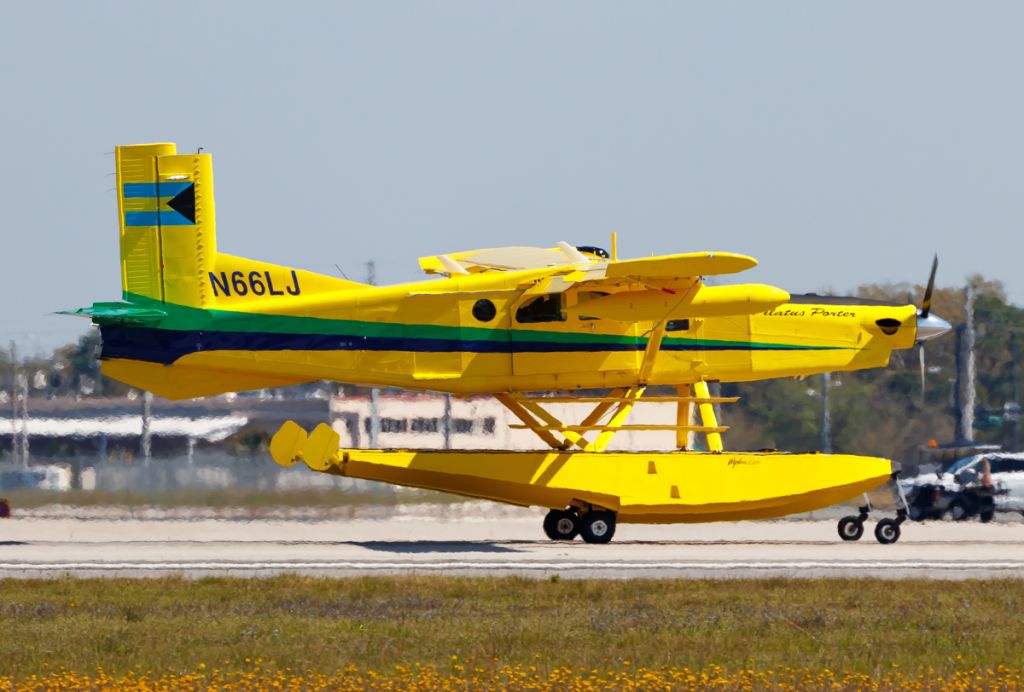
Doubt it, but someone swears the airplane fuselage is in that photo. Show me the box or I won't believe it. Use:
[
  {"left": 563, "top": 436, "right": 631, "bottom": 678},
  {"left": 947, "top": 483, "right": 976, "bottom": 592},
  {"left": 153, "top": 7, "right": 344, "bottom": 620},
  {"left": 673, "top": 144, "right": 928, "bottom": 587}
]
[{"left": 97, "top": 264, "right": 919, "bottom": 399}]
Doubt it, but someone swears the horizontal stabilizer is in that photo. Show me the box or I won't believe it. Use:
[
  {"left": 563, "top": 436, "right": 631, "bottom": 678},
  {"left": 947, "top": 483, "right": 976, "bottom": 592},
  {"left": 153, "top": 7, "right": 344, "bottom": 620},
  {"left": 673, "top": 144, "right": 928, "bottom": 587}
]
[{"left": 60, "top": 302, "right": 168, "bottom": 325}]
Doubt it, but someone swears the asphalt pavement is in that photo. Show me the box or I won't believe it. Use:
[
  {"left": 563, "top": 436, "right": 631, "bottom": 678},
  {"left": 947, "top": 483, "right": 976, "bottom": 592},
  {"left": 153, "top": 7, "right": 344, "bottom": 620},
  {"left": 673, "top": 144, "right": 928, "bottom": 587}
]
[{"left": 2, "top": 504, "right": 1023, "bottom": 579}]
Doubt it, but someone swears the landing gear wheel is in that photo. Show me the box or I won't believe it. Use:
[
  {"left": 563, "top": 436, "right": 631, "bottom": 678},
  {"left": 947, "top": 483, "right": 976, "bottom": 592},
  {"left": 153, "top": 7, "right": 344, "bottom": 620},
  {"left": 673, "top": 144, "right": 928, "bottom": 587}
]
[
  {"left": 543, "top": 509, "right": 579, "bottom": 541},
  {"left": 579, "top": 511, "right": 616, "bottom": 544},
  {"left": 980, "top": 498, "right": 995, "bottom": 523},
  {"left": 874, "top": 518, "right": 901, "bottom": 544},
  {"left": 837, "top": 516, "right": 864, "bottom": 541},
  {"left": 949, "top": 500, "right": 969, "bottom": 521}
]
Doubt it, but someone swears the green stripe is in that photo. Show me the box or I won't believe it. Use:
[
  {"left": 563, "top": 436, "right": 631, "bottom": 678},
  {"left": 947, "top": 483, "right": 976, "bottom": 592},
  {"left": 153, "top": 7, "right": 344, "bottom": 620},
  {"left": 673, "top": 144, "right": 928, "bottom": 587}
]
[
  {"left": 662, "top": 335, "right": 842, "bottom": 351},
  {"left": 117, "top": 293, "right": 644, "bottom": 346},
  {"left": 110, "top": 293, "right": 846, "bottom": 352}
]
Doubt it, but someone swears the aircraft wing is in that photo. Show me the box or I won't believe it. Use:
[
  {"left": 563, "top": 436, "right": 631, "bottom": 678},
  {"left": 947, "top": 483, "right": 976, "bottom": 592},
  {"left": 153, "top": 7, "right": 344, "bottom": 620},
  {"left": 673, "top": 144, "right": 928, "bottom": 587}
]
[
  {"left": 564, "top": 252, "right": 786, "bottom": 319},
  {"left": 555, "top": 250, "right": 760, "bottom": 293},
  {"left": 419, "top": 243, "right": 783, "bottom": 319},
  {"left": 420, "top": 245, "right": 756, "bottom": 279},
  {"left": 603, "top": 251, "right": 757, "bottom": 280},
  {"left": 419, "top": 245, "right": 587, "bottom": 274}
]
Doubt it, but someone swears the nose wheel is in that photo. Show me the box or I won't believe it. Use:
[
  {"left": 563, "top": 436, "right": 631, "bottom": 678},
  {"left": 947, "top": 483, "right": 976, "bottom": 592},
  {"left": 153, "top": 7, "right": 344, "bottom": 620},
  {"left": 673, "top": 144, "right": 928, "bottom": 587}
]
[
  {"left": 873, "top": 517, "right": 901, "bottom": 544},
  {"left": 837, "top": 503, "right": 872, "bottom": 541},
  {"left": 836, "top": 483, "right": 909, "bottom": 544},
  {"left": 837, "top": 513, "right": 866, "bottom": 541}
]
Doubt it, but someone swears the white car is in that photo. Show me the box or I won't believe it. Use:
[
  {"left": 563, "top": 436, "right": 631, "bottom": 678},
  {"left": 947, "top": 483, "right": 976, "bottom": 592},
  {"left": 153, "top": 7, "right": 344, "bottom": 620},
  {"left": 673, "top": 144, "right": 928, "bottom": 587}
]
[{"left": 902, "top": 452, "right": 1024, "bottom": 520}]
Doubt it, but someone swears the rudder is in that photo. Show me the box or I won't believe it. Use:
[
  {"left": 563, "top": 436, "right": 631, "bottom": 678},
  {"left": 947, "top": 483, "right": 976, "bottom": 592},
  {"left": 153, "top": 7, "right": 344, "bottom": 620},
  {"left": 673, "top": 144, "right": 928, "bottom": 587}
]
[{"left": 116, "top": 143, "right": 217, "bottom": 308}]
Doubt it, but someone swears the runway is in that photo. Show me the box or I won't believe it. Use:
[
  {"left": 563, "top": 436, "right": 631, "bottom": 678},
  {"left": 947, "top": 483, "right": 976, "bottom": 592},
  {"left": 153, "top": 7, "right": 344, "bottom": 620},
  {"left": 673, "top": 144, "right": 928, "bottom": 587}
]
[{"left": 3, "top": 504, "right": 1024, "bottom": 579}]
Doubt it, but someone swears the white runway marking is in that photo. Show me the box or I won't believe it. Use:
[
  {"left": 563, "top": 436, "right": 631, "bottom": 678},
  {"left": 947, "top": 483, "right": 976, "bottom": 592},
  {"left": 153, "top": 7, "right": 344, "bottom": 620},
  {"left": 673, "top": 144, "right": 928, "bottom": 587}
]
[{"left": 3, "top": 514, "right": 1024, "bottom": 578}]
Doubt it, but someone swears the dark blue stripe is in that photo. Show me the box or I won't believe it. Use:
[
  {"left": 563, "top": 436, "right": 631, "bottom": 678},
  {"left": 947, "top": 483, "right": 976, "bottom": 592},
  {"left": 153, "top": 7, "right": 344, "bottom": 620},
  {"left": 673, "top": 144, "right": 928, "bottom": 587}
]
[
  {"left": 99, "top": 326, "right": 641, "bottom": 365},
  {"left": 124, "top": 210, "right": 194, "bottom": 227},
  {"left": 99, "top": 326, "right": 837, "bottom": 366},
  {"left": 122, "top": 182, "right": 193, "bottom": 198}
]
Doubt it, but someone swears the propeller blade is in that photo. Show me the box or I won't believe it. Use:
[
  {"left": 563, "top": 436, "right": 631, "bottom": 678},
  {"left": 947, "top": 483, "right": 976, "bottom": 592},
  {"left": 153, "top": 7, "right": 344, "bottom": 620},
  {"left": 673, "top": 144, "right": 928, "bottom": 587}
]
[{"left": 920, "top": 254, "right": 938, "bottom": 318}]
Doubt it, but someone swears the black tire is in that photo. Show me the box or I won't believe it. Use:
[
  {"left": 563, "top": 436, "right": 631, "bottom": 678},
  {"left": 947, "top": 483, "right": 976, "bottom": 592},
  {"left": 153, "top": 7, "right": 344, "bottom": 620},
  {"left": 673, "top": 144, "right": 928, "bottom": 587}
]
[
  {"left": 949, "top": 500, "right": 970, "bottom": 521},
  {"left": 837, "top": 516, "right": 864, "bottom": 541},
  {"left": 979, "top": 497, "right": 996, "bottom": 523},
  {"left": 579, "top": 511, "right": 616, "bottom": 544},
  {"left": 542, "top": 509, "right": 579, "bottom": 541},
  {"left": 874, "top": 518, "right": 901, "bottom": 544}
]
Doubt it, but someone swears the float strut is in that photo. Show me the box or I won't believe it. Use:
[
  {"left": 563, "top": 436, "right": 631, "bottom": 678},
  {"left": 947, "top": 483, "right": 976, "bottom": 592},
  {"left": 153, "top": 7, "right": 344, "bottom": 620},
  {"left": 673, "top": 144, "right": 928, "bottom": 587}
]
[
  {"left": 692, "top": 381, "right": 723, "bottom": 452},
  {"left": 857, "top": 494, "right": 872, "bottom": 521},
  {"left": 675, "top": 386, "right": 693, "bottom": 450},
  {"left": 892, "top": 471, "right": 909, "bottom": 524}
]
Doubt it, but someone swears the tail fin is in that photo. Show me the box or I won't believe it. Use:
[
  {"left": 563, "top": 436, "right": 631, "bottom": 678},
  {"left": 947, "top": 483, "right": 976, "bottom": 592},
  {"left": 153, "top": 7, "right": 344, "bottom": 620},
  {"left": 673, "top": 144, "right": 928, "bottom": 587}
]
[
  {"left": 115, "top": 143, "right": 361, "bottom": 310},
  {"left": 62, "top": 142, "right": 367, "bottom": 399},
  {"left": 116, "top": 143, "right": 217, "bottom": 307}
]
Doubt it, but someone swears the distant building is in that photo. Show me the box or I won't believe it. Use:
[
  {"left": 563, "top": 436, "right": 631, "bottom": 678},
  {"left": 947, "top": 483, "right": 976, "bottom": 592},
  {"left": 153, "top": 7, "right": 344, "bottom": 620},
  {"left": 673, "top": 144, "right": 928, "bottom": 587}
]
[
  {"left": 330, "top": 393, "right": 679, "bottom": 451},
  {"left": 1, "top": 391, "right": 683, "bottom": 461}
]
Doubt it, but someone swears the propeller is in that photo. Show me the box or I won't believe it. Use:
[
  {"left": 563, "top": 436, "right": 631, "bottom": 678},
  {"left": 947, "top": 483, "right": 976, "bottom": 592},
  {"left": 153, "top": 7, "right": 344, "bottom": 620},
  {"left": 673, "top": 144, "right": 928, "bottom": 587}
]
[
  {"left": 920, "top": 254, "right": 938, "bottom": 319},
  {"left": 915, "top": 254, "right": 951, "bottom": 404}
]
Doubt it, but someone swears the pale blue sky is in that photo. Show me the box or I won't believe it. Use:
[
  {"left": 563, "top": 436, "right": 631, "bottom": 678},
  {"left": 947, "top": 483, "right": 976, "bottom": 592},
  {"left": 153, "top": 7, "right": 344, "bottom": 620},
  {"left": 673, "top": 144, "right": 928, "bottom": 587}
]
[{"left": 2, "top": 2, "right": 1022, "bottom": 353}]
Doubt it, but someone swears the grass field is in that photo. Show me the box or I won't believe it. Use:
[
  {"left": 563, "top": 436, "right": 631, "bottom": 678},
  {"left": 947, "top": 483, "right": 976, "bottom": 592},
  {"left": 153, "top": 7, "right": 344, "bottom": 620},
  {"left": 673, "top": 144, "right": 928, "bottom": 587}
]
[{"left": 1, "top": 576, "right": 1023, "bottom": 689}]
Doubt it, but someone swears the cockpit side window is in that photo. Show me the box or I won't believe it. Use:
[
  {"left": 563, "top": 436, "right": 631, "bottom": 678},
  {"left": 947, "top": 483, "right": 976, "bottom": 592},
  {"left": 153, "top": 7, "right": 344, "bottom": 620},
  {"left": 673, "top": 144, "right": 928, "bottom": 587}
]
[{"left": 515, "top": 294, "right": 566, "bottom": 323}]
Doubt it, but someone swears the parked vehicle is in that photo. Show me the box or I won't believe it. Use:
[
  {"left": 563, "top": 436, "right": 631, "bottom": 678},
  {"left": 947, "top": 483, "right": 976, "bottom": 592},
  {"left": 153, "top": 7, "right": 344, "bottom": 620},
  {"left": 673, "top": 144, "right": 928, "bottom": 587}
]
[
  {"left": 901, "top": 453, "right": 1024, "bottom": 521},
  {"left": 0, "top": 466, "right": 72, "bottom": 492}
]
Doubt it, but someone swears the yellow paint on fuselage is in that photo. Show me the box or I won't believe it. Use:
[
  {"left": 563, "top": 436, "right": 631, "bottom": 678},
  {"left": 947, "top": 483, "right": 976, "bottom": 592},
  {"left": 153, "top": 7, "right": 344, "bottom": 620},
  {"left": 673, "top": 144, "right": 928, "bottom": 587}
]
[{"left": 102, "top": 255, "right": 919, "bottom": 399}]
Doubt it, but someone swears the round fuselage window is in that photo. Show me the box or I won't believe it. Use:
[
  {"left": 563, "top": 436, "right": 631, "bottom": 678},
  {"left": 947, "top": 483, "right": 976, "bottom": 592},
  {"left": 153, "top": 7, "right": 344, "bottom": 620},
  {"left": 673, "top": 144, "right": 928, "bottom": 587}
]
[{"left": 472, "top": 299, "right": 497, "bottom": 322}]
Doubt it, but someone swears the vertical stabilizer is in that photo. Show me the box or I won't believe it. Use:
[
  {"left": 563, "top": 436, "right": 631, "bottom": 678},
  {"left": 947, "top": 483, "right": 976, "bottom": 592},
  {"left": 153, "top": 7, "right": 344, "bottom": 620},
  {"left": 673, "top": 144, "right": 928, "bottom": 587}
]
[{"left": 116, "top": 143, "right": 218, "bottom": 307}]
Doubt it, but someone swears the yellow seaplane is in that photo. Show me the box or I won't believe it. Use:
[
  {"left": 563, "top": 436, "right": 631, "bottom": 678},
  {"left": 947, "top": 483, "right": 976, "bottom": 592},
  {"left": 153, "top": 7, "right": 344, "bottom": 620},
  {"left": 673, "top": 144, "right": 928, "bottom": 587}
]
[{"left": 68, "top": 143, "right": 951, "bottom": 544}]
